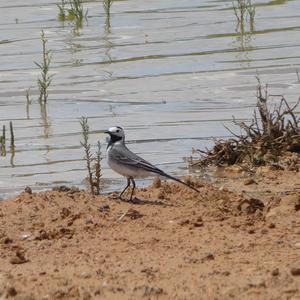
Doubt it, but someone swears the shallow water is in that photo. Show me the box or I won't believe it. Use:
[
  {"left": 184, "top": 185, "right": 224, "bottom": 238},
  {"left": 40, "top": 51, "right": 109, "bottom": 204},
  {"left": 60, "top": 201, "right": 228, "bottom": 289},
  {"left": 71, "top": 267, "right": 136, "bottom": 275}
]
[{"left": 0, "top": 0, "right": 300, "bottom": 199}]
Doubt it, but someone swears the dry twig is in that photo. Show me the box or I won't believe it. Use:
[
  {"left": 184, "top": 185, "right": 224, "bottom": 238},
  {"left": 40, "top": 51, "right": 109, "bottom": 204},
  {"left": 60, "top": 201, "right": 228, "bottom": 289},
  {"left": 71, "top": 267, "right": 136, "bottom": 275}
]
[
  {"left": 190, "top": 79, "right": 300, "bottom": 170},
  {"left": 80, "top": 117, "right": 103, "bottom": 195}
]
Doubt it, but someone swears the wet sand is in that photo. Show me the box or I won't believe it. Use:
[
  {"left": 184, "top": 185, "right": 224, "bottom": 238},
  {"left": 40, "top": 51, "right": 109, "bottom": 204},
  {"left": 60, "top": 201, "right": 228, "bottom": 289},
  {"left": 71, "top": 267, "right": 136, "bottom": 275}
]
[{"left": 1, "top": 169, "right": 300, "bottom": 299}]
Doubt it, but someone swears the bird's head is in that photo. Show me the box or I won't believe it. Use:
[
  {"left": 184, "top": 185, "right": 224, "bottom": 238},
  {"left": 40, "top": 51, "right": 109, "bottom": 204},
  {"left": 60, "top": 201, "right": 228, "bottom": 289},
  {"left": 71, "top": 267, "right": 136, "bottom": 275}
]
[{"left": 105, "top": 126, "right": 125, "bottom": 144}]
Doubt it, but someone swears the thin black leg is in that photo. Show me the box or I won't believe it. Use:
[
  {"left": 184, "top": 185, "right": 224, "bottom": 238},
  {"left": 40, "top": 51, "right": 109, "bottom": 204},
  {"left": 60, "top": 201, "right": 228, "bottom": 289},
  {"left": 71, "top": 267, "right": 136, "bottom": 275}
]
[
  {"left": 119, "top": 177, "right": 131, "bottom": 200},
  {"left": 129, "top": 177, "right": 136, "bottom": 201}
]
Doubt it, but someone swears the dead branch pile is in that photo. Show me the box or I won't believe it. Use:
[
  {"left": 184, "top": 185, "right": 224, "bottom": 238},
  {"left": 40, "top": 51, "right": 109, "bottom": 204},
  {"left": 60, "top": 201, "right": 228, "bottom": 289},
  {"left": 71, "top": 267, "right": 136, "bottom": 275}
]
[{"left": 191, "top": 80, "right": 300, "bottom": 171}]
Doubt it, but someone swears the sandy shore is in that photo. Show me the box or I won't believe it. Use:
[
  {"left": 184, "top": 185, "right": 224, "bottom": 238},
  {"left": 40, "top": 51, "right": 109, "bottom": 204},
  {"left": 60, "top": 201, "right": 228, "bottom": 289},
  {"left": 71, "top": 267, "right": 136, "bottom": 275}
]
[{"left": 0, "top": 169, "right": 300, "bottom": 299}]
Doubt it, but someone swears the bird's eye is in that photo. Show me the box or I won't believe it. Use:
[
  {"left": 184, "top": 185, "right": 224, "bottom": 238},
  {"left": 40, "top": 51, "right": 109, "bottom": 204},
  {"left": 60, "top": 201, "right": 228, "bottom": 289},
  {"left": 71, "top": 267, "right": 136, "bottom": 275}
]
[{"left": 116, "top": 130, "right": 120, "bottom": 133}]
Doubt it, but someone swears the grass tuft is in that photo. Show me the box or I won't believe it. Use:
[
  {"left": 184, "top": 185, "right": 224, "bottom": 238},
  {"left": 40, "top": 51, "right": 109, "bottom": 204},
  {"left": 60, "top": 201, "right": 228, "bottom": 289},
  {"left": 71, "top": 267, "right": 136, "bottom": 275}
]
[
  {"left": 57, "top": 0, "right": 88, "bottom": 28},
  {"left": 80, "top": 117, "right": 103, "bottom": 195},
  {"left": 35, "top": 30, "right": 53, "bottom": 105},
  {"left": 57, "top": 0, "right": 67, "bottom": 20}
]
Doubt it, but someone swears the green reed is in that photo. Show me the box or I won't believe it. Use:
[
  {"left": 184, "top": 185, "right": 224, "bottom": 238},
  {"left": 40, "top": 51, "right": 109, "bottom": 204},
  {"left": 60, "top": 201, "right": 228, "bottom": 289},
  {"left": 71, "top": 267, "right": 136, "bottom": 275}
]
[
  {"left": 0, "top": 122, "right": 15, "bottom": 159},
  {"left": 233, "top": 0, "right": 255, "bottom": 33},
  {"left": 25, "top": 88, "right": 32, "bottom": 119},
  {"left": 0, "top": 125, "right": 6, "bottom": 156},
  {"left": 35, "top": 30, "right": 52, "bottom": 105},
  {"left": 103, "top": 0, "right": 113, "bottom": 17},
  {"left": 9, "top": 121, "right": 15, "bottom": 166},
  {"left": 9, "top": 121, "right": 15, "bottom": 151},
  {"left": 57, "top": 0, "right": 88, "bottom": 28},
  {"left": 57, "top": 0, "right": 67, "bottom": 20},
  {"left": 103, "top": 0, "right": 113, "bottom": 30}
]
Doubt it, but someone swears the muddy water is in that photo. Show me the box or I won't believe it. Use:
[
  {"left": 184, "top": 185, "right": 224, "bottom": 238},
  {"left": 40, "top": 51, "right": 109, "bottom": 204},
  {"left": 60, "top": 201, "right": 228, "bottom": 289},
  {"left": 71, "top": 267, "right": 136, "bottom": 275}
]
[{"left": 0, "top": 0, "right": 300, "bottom": 199}]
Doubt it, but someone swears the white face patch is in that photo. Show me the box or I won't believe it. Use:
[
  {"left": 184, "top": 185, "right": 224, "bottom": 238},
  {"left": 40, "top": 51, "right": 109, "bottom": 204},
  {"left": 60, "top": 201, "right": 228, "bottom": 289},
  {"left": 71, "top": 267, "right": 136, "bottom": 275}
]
[{"left": 108, "top": 126, "right": 124, "bottom": 138}]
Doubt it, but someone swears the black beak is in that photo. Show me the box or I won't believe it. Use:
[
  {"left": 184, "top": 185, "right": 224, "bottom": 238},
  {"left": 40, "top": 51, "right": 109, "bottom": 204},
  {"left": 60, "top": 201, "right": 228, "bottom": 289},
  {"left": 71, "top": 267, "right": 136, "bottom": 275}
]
[{"left": 104, "top": 130, "right": 110, "bottom": 134}]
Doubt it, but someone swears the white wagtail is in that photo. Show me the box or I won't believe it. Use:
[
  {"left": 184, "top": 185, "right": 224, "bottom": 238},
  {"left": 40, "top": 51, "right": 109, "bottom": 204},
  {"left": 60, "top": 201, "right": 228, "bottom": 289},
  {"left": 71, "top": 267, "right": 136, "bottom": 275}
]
[{"left": 105, "top": 126, "right": 200, "bottom": 201}]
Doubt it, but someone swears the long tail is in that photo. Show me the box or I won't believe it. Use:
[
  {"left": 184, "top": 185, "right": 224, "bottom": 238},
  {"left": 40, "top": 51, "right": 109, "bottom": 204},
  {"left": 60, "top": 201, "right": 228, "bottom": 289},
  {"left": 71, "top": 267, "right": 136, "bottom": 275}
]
[
  {"left": 133, "top": 158, "right": 201, "bottom": 193},
  {"left": 160, "top": 171, "right": 200, "bottom": 193}
]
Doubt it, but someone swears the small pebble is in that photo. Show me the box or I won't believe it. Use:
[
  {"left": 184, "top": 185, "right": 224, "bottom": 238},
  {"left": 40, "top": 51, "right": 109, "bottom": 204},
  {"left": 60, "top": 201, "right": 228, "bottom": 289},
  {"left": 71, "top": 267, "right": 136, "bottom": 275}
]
[
  {"left": 7, "top": 287, "right": 17, "bottom": 297},
  {"left": 268, "top": 223, "right": 276, "bottom": 229},
  {"left": 79, "top": 272, "right": 92, "bottom": 279},
  {"left": 9, "top": 251, "right": 27, "bottom": 265},
  {"left": 271, "top": 268, "right": 279, "bottom": 276},
  {"left": 291, "top": 262, "right": 300, "bottom": 276},
  {"left": 20, "top": 234, "right": 31, "bottom": 241},
  {"left": 291, "top": 268, "right": 300, "bottom": 276},
  {"left": 202, "top": 252, "right": 214, "bottom": 262},
  {"left": 294, "top": 242, "right": 300, "bottom": 249},
  {"left": 3, "top": 237, "right": 13, "bottom": 244},
  {"left": 99, "top": 205, "right": 110, "bottom": 213},
  {"left": 243, "top": 178, "right": 256, "bottom": 185},
  {"left": 24, "top": 186, "right": 32, "bottom": 194}
]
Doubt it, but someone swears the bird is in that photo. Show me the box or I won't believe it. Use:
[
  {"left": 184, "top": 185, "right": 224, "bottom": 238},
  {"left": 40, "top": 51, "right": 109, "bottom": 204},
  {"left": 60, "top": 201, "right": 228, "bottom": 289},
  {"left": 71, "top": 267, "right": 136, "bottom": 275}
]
[{"left": 105, "top": 126, "right": 200, "bottom": 202}]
